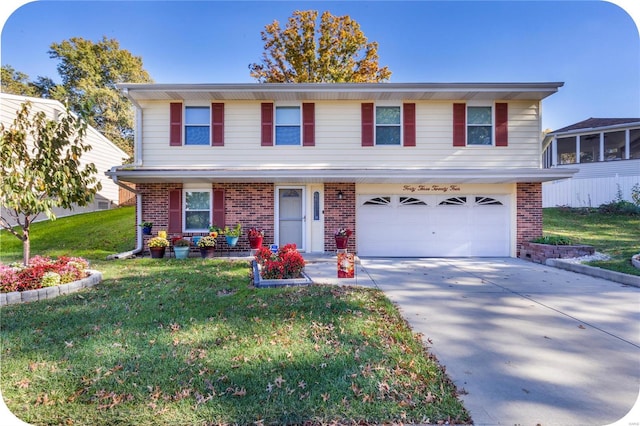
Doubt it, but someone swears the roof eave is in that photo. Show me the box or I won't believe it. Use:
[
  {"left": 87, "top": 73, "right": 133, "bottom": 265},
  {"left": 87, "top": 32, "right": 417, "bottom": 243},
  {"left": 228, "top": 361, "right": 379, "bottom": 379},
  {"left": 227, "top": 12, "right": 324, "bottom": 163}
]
[{"left": 106, "top": 167, "right": 577, "bottom": 185}]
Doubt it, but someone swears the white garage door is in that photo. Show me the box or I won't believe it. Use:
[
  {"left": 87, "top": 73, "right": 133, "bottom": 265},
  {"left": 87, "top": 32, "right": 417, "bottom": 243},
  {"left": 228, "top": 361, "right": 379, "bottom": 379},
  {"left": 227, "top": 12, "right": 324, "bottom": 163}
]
[{"left": 357, "top": 194, "right": 510, "bottom": 257}]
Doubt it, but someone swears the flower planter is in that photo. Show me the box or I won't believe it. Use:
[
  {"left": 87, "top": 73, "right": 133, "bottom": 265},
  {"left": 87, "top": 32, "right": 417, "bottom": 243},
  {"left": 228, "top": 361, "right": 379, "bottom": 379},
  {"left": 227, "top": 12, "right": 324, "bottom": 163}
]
[
  {"left": 249, "top": 236, "right": 263, "bottom": 249},
  {"left": 149, "top": 247, "right": 166, "bottom": 258},
  {"left": 174, "top": 246, "right": 190, "bottom": 259},
  {"left": 226, "top": 236, "right": 239, "bottom": 247},
  {"left": 142, "top": 226, "right": 152, "bottom": 235},
  {"left": 200, "top": 247, "right": 216, "bottom": 258},
  {"left": 335, "top": 236, "right": 349, "bottom": 250}
]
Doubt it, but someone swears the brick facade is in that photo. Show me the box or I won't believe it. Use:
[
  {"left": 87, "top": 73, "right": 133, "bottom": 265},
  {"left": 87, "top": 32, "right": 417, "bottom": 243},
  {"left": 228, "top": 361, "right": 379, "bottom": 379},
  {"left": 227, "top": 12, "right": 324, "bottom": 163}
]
[
  {"left": 323, "top": 183, "right": 357, "bottom": 252},
  {"left": 516, "top": 182, "right": 542, "bottom": 257},
  {"left": 137, "top": 182, "right": 354, "bottom": 253}
]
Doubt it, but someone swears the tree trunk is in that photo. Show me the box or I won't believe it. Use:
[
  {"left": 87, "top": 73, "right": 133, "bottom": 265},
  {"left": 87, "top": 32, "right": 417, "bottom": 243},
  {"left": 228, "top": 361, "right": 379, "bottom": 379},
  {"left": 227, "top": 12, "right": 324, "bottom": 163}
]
[{"left": 22, "top": 222, "right": 30, "bottom": 266}]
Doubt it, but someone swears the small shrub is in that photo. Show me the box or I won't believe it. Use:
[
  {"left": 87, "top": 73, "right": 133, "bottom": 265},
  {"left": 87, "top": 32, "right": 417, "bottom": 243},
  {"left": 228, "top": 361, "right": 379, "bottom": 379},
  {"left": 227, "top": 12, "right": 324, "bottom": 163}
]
[
  {"left": 0, "top": 256, "right": 89, "bottom": 292},
  {"left": 631, "top": 183, "right": 640, "bottom": 207},
  {"left": 597, "top": 200, "right": 640, "bottom": 216},
  {"left": 531, "top": 235, "right": 574, "bottom": 245},
  {"left": 41, "top": 271, "right": 61, "bottom": 287},
  {"left": 255, "top": 243, "right": 305, "bottom": 279}
]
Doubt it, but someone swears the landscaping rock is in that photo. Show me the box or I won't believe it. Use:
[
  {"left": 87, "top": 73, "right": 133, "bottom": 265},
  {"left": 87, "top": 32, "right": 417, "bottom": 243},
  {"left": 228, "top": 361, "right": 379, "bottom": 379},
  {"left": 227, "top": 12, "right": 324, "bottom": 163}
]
[{"left": 21, "top": 289, "right": 39, "bottom": 303}]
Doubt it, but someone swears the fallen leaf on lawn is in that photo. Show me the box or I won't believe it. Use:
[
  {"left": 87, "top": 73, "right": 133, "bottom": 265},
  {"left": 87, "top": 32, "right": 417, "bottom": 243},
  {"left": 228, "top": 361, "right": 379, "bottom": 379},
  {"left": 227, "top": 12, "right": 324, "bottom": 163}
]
[{"left": 16, "top": 378, "right": 30, "bottom": 388}]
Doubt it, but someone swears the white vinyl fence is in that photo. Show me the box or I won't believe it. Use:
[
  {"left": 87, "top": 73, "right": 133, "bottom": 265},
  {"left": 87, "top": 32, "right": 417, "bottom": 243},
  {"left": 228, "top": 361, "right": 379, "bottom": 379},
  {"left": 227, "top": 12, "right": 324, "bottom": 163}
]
[{"left": 543, "top": 176, "right": 640, "bottom": 208}]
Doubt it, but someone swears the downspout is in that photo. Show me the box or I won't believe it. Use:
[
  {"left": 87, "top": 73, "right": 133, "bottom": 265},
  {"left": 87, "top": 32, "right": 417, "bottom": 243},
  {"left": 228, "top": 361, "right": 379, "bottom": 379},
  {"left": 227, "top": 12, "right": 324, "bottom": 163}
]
[
  {"left": 106, "top": 170, "right": 144, "bottom": 259},
  {"left": 106, "top": 88, "right": 144, "bottom": 259}
]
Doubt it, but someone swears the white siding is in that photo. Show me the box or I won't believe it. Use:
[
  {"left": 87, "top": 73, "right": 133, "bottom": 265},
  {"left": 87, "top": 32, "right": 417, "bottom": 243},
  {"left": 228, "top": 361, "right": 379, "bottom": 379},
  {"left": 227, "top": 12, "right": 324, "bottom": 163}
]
[
  {"left": 542, "top": 160, "right": 640, "bottom": 207},
  {"left": 139, "top": 100, "right": 542, "bottom": 169},
  {"left": 0, "top": 94, "right": 128, "bottom": 223}
]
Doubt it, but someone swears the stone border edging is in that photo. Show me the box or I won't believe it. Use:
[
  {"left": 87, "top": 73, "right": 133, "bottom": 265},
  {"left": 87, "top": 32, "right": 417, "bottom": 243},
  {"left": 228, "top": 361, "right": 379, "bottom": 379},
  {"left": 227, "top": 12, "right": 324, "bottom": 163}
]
[
  {"left": 0, "top": 270, "right": 102, "bottom": 306},
  {"left": 632, "top": 254, "right": 640, "bottom": 270},
  {"left": 252, "top": 261, "right": 312, "bottom": 288},
  {"left": 546, "top": 260, "right": 640, "bottom": 288}
]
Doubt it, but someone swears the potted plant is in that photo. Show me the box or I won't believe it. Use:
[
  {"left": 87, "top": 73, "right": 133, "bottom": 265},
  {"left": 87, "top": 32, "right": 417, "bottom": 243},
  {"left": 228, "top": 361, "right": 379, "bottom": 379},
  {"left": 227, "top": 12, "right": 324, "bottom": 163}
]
[
  {"left": 208, "top": 224, "right": 220, "bottom": 238},
  {"left": 172, "top": 238, "right": 191, "bottom": 259},
  {"left": 148, "top": 236, "right": 169, "bottom": 258},
  {"left": 247, "top": 227, "right": 264, "bottom": 249},
  {"left": 197, "top": 235, "right": 217, "bottom": 258},
  {"left": 334, "top": 228, "right": 352, "bottom": 250},
  {"left": 139, "top": 221, "right": 153, "bottom": 235},
  {"left": 223, "top": 223, "right": 242, "bottom": 247}
]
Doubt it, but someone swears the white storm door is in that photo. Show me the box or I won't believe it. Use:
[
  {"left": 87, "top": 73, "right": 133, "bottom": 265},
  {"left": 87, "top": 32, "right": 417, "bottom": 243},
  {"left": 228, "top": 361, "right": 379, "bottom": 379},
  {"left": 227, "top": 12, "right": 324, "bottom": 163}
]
[
  {"left": 276, "top": 187, "right": 305, "bottom": 249},
  {"left": 310, "top": 186, "right": 324, "bottom": 252}
]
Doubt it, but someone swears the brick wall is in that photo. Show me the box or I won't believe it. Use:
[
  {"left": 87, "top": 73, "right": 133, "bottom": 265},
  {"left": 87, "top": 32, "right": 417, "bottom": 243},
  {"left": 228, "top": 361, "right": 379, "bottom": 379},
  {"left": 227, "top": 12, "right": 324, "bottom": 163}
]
[
  {"left": 324, "top": 183, "right": 356, "bottom": 252},
  {"left": 520, "top": 242, "right": 594, "bottom": 264},
  {"left": 137, "top": 182, "right": 276, "bottom": 252},
  {"left": 516, "top": 182, "right": 542, "bottom": 257}
]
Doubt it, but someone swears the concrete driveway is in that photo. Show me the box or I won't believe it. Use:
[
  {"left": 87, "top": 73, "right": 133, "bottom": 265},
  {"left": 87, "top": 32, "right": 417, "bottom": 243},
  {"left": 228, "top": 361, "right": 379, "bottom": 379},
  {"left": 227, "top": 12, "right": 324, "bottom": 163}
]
[{"left": 355, "top": 257, "right": 640, "bottom": 425}]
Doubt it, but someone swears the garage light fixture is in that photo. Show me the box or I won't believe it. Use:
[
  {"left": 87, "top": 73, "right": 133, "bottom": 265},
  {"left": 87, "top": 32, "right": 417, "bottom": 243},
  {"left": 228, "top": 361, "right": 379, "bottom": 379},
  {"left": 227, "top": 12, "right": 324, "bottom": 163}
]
[{"left": 337, "top": 190, "right": 344, "bottom": 200}]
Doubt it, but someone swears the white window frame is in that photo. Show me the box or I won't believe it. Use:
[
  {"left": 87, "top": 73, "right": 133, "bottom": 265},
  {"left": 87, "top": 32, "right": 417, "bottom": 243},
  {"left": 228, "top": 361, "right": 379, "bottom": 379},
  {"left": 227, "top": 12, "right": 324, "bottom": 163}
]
[
  {"left": 375, "top": 103, "right": 402, "bottom": 146},
  {"left": 184, "top": 105, "right": 210, "bottom": 146},
  {"left": 275, "top": 104, "right": 302, "bottom": 146},
  {"left": 466, "top": 102, "right": 494, "bottom": 146},
  {"left": 183, "top": 185, "right": 212, "bottom": 233}
]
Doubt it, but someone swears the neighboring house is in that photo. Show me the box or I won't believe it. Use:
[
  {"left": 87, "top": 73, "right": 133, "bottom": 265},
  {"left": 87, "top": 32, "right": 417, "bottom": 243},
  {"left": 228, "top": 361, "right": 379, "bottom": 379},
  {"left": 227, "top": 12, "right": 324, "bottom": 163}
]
[
  {"left": 107, "top": 82, "right": 575, "bottom": 258},
  {"left": 542, "top": 118, "right": 640, "bottom": 207},
  {"left": 0, "top": 93, "right": 129, "bottom": 224}
]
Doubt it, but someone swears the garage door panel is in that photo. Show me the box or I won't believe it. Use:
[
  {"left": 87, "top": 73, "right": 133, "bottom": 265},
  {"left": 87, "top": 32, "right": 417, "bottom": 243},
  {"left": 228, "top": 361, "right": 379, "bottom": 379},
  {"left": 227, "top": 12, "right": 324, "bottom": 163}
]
[{"left": 358, "top": 194, "right": 510, "bottom": 257}]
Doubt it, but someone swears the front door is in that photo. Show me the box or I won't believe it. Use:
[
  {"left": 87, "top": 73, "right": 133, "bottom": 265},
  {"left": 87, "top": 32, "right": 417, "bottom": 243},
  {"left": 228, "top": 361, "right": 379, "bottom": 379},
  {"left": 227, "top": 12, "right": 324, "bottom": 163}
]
[{"left": 276, "top": 187, "right": 304, "bottom": 250}]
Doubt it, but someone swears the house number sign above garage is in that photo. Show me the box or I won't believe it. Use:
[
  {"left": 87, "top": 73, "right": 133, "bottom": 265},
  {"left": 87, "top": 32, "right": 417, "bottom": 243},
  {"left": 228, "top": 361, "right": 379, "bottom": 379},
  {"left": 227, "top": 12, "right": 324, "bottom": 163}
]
[{"left": 402, "top": 184, "right": 462, "bottom": 193}]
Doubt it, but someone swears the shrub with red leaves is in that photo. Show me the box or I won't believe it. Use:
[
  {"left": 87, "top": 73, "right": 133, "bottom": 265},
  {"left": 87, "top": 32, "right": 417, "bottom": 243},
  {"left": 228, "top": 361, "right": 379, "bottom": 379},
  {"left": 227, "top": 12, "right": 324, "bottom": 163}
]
[
  {"left": 0, "top": 256, "right": 89, "bottom": 293},
  {"left": 255, "top": 244, "right": 305, "bottom": 280}
]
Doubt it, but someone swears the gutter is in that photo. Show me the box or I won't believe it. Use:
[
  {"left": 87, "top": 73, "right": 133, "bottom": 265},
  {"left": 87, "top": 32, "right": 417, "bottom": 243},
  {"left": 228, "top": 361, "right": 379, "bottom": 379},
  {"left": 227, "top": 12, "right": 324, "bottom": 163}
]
[{"left": 106, "top": 170, "right": 143, "bottom": 260}]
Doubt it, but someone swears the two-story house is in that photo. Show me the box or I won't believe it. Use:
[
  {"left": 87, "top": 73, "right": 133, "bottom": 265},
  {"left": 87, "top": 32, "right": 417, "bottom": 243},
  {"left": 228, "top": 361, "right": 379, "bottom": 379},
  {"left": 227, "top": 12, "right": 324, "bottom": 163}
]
[
  {"left": 1, "top": 93, "right": 128, "bottom": 225},
  {"left": 106, "top": 82, "right": 575, "bottom": 258}
]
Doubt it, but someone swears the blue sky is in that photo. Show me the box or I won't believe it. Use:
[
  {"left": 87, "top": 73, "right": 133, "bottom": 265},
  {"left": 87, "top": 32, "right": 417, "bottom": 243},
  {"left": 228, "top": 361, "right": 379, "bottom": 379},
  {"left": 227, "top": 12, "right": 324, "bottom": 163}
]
[{"left": 0, "top": 0, "right": 639, "bottom": 131}]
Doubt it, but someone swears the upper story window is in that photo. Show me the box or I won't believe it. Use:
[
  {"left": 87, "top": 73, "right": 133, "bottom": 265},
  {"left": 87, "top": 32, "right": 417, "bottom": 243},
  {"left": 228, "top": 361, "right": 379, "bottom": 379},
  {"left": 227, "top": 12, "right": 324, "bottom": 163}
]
[
  {"left": 376, "top": 106, "right": 401, "bottom": 145},
  {"left": 467, "top": 106, "right": 492, "bottom": 146},
  {"left": 185, "top": 106, "right": 210, "bottom": 145},
  {"left": 275, "top": 106, "right": 301, "bottom": 146}
]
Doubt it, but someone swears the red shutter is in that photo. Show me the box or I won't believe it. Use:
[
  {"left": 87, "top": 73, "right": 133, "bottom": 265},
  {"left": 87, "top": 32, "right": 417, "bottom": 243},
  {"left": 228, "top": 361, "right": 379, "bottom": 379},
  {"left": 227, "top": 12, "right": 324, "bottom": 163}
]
[
  {"left": 261, "top": 103, "right": 273, "bottom": 146},
  {"left": 168, "top": 189, "right": 182, "bottom": 233},
  {"left": 302, "top": 103, "right": 315, "bottom": 146},
  {"left": 453, "top": 103, "right": 466, "bottom": 147},
  {"left": 170, "top": 103, "right": 182, "bottom": 146},
  {"left": 495, "top": 102, "right": 508, "bottom": 147},
  {"left": 403, "top": 103, "right": 416, "bottom": 147},
  {"left": 212, "top": 189, "right": 225, "bottom": 229},
  {"left": 211, "top": 103, "right": 224, "bottom": 146},
  {"left": 361, "top": 103, "right": 374, "bottom": 147}
]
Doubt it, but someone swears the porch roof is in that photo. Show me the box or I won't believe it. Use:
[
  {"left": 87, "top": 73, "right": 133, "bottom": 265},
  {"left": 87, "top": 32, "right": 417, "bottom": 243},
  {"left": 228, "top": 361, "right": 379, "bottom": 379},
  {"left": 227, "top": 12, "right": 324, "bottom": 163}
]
[
  {"left": 116, "top": 82, "right": 564, "bottom": 102},
  {"left": 107, "top": 166, "right": 577, "bottom": 185}
]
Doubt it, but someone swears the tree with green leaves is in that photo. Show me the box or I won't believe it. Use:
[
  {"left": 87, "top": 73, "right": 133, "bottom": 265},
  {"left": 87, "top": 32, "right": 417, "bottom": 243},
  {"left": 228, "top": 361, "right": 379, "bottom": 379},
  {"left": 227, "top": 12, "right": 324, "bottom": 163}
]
[
  {"left": 0, "top": 101, "right": 102, "bottom": 265},
  {"left": 1, "top": 65, "right": 40, "bottom": 97},
  {"left": 48, "top": 36, "right": 153, "bottom": 156},
  {"left": 249, "top": 10, "right": 391, "bottom": 83}
]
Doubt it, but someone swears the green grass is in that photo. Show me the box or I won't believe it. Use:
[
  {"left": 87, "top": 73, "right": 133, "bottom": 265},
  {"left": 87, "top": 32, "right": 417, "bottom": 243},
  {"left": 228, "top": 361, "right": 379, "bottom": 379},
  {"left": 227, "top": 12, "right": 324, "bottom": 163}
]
[
  {"left": 0, "top": 209, "right": 470, "bottom": 425},
  {"left": 0, "top": 206, "right": 136, "bottom": 264},
  {"left": 543, "top": 207, "right": 640, "bottom": 276}
]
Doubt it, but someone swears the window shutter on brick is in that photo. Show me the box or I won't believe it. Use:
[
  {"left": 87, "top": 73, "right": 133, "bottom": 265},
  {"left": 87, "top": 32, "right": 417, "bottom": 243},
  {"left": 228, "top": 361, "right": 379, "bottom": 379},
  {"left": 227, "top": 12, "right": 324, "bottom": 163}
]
[
  {"left": 212, "top": 189, "right": 225, "bottom": 229},
  {"left": 168, "top": 189, "right": 182, "bottom": 233},
  {"left": 211, "top": 103, "right": 224, "bottom": 146},
  {"left": 403, "top": 103, "right": 416, "bottom": 147},
  {"left": 261, "top": 103, "right": 274, "bottom": 146},
  {"left": 361, "top": 103, "right": 374, "bottom": 147},
  {"left": 453, "top": 103, "right": 466, "bottom": 147},
  {"left": 302, "top": 103, "right": 315, "bottom": 146},
  {"left": 170, "top": 103, "right": 183, "bottom": 146},
  {"left": 495, "top": 102, "right": 508, "bottom": 147}
]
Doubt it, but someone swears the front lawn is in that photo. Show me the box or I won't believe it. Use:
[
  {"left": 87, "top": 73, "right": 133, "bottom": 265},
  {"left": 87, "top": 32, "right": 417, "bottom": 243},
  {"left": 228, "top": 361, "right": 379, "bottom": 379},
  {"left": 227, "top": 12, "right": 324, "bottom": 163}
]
[
  {"left": 543, "top": 207, "right": 640, "bottom": 276},
  {"left": 0, "top": 209, "right": 470, "bottom": 425}
]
